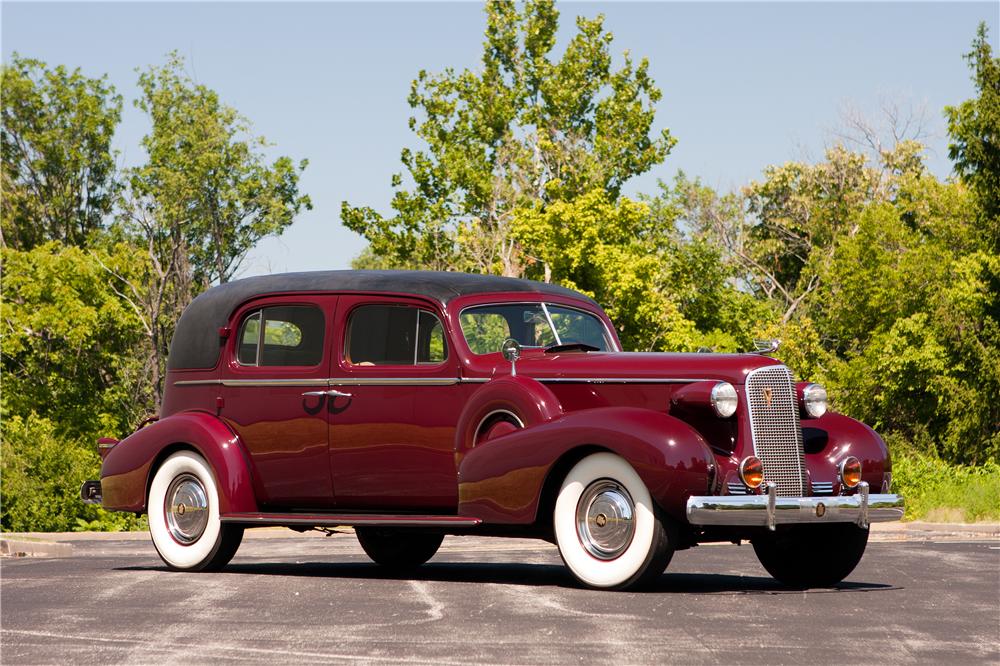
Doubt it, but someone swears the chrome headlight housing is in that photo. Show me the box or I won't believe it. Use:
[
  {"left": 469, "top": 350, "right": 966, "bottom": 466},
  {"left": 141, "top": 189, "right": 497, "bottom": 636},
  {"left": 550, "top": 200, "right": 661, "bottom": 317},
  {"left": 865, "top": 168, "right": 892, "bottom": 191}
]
[
  {"left": 801, "top": 383, "right": 828, "bottom": 419},
  {"left": 710, "top": 382, "right": 738, "bottom": 418}
]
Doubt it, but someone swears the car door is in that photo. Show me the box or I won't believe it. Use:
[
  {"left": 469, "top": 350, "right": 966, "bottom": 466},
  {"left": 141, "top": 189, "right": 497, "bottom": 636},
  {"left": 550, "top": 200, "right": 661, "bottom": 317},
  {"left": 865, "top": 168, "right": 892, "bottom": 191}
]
[
  {"left": 220, "top": 295, "right": 337, "bottom": 509},
  {"left": 328, "top": 295, "right": 461, "bottom": 512}
]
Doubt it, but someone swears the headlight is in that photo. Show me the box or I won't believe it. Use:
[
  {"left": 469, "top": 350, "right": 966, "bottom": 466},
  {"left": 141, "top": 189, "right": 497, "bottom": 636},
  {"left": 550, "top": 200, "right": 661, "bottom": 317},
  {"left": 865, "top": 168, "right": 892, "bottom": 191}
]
[
  {"left": 710, "top": 382, "right": 738, "bottom": 418},
  {"left": 801, "top": 383, "right": 828, "bottom": 419}
]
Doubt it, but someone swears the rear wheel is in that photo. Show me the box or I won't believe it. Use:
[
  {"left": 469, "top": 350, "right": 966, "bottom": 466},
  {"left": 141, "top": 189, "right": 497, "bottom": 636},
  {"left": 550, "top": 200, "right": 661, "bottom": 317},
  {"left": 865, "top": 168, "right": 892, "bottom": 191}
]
[
  {"left": 356, "top": 528, "right": 444, "bottom": 569},
  {"left": 752, "top": 523, "right": 869, "bottom": 588},
  {"left": 553, "top": 452, "right": 674, "bottom": 590},
  {"left": 148, "top": 451, "right": 243, "bottom": 571}
]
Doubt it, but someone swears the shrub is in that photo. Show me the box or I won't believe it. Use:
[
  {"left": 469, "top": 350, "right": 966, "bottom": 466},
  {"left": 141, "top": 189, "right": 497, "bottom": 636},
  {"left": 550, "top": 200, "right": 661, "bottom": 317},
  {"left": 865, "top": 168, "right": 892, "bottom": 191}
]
[
  {"left": 1, "top": 413, "right": 144, "bottom": 532},
  {"left": 891, "top": 446, "right": 1000, "bottom": 522}
]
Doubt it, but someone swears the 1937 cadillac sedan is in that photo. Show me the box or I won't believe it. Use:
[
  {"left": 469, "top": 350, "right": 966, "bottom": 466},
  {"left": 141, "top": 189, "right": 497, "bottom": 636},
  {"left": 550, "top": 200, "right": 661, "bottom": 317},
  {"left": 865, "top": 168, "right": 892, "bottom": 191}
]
[{"left": 82, "top": 270, "right": 904, "bottom": 590}]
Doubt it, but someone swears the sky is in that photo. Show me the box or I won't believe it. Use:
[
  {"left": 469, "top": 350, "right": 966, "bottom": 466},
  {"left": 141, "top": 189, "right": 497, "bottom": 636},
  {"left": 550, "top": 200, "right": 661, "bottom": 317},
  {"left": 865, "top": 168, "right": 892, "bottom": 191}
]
[{"left": 3, "top": 2, "right": 997, "bottom": 276}]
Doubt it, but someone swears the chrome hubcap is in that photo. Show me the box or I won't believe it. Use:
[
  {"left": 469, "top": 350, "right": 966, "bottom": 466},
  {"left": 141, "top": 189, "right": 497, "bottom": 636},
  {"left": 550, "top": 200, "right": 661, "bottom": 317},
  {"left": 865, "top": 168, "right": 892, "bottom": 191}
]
[
  {"left": 165, "top": 474, "right": 209, "bottom": 544},
  {"left": 576, "top": 480, "right": 635, "bottom": 560}
]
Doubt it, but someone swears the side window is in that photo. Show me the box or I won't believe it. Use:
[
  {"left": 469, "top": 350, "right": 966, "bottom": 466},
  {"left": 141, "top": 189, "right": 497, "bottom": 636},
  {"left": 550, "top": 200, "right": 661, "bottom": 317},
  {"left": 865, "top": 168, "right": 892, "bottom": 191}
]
[
  {"left": 459, "top": 311, "right": 511, "bottom": 355},
  {"left": 236, "top": 305, "right": 325, "bottom": 367},
  {"left": 418, "top": 310, "right": 448, "bottom": 364},
  {"left": 238, "top": 312, "right": 261, "bottom": 364},
  {"left": 347, "top": 305, "right": 447, "bottom": 366}
]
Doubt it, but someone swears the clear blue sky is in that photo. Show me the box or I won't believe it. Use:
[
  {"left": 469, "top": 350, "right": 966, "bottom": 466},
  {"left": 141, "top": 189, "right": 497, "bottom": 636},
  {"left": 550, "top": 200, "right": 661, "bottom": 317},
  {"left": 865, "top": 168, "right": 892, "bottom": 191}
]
[{"left": 3, "top": 2, "right": 997, "bottom": 275}]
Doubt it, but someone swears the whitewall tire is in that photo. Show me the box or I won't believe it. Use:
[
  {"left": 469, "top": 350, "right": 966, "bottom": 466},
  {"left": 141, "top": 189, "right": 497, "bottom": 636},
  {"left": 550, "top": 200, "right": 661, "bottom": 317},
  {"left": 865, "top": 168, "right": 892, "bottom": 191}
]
[
  {"left": 148, "top": 450, "right": 243, "bottom": 571},
  {"left": 554, "top": 452, "right": 673, "bottom": 590}
]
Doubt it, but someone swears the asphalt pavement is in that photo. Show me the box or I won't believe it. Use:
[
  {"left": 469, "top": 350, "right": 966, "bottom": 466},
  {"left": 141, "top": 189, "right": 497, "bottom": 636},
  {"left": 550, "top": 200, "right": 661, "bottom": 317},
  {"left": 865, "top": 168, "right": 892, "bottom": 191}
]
[{"left": 2, "top": 528, "right": 998, "bottom": 664}]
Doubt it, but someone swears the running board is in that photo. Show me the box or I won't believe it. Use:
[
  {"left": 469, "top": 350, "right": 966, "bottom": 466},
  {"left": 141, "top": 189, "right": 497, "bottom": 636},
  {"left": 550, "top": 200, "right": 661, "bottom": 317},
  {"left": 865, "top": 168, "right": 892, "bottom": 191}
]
[{"left": 221, "top": 512, "right": 482, "bottom": 528}]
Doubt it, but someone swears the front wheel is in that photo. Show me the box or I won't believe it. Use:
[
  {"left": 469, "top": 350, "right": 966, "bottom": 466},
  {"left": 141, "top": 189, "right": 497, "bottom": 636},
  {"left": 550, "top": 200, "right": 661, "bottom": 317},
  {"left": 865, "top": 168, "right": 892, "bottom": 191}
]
[
  {"left": 553, "top": 452, "right": 674, "bottom": 590},
  {"left": 752, "top": 523, "right": 869, "bottom": 588},
  {"left": 356, "top": 528, "right": 444, "bottom": 569},
  {"left": 148, "top": 451, "right": 243, "bottom": 571}
]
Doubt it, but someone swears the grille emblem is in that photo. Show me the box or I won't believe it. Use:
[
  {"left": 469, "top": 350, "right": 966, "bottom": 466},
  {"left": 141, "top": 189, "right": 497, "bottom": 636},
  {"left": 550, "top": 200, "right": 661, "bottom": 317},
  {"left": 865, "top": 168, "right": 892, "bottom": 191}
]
[{"left": 763, "top": 387, "right": 773, "bottom": 407}]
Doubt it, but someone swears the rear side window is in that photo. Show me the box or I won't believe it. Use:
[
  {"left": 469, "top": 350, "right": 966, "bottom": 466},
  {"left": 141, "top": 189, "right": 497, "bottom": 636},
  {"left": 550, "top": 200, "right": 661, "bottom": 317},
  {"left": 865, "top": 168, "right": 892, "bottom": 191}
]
[
  {"left": 347, "top": 305, "right": 447, "bottom": 366},
  {"left": 237, "top": 305, "right": 325, "bottom": 367}
]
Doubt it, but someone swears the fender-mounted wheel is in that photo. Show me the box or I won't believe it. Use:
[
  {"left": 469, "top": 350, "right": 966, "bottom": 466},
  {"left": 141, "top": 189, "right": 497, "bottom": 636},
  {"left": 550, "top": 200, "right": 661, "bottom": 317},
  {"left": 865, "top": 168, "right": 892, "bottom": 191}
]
[
  {"left": 554, "top": 452, "right": 674, "bottom": 590},
  {"left": 148, "top": 451, "right": 243, "bottom": 571}
]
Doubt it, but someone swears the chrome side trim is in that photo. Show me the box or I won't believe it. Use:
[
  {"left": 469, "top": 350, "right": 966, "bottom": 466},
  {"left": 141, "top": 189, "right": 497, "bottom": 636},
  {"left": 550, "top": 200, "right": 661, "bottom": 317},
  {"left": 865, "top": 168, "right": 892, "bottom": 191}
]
[
  {"left": 221, "top": 512, "right": 482, "bottom": 528},
  {"left": 177, "top": 376, "right": 710, "bottom": 387},
  {"left": 222, "top": 378, "right": 329, "bottom": 387},
  {"left": 535, "top": 377, "right": 712, "bottom": 385},
  {"left": 686, "top": 491, "right": 904, "bottom": 528},
  {"left": 330, "top": 377, "right": 459, "bottom": 386},
  {"left": 175, "top": 377, "right": 459, "bottom": 388}
]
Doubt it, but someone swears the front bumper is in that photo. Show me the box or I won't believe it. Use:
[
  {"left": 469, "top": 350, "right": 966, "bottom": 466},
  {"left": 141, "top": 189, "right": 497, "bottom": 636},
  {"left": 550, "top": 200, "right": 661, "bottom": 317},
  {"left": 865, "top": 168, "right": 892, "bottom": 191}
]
[{"left": 686, "top": 482, "right": 904, "bottom": 530}]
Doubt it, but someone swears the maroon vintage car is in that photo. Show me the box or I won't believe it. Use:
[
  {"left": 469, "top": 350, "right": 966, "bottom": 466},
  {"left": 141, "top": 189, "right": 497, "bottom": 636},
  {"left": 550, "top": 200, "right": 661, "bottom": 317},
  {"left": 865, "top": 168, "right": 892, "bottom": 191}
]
[{"left": 82, "top": 270, "right": 904, "bottom": 589}]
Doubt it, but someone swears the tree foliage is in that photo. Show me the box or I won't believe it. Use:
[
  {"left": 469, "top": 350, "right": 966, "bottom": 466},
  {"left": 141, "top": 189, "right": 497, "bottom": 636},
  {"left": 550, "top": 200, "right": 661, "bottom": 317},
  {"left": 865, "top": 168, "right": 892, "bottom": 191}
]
[
  {"left": 945, "top": 22, "right": 1000, "bottom": 245},
  {"left": 1, "top": 242, "right": 153, "bottom": 439},
  {"left": 1, "top": 54, "right": 310, "bottom": 531},
  {"left": 127, "top": 52, "right": 312, "bottom": 287},
  {"left": 1, "top": 54, "right": 122, "bottom": 249},
  {"left": 343, "top": 0, "right": 674, "bottom": 275}
]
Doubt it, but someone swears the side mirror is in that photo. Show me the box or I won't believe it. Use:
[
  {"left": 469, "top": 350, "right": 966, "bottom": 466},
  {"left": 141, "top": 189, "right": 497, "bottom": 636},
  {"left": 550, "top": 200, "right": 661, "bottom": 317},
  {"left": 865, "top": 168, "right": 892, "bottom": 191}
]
[{"left": 501, "top": 338, "right": 521, "bottom": 376}]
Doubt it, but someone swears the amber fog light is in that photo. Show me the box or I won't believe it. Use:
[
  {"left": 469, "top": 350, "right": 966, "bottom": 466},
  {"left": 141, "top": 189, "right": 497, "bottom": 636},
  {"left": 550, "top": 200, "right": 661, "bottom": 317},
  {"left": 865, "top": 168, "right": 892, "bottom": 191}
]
[
  {"left": 839, "top": 456, "right": 862, "bottom": 488},
  {"left": 740, "top": 456, "right": 764, "bottom": 489}
]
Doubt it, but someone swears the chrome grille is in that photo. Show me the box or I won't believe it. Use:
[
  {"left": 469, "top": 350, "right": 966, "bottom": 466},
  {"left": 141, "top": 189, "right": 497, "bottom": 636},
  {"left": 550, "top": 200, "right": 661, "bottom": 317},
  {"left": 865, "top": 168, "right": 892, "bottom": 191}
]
[
  {"left": 726, "top": 482, "right": 747, "bottom": 495},
  {"left": 745, "top": 366, "right": 806, "bottom": 497}
]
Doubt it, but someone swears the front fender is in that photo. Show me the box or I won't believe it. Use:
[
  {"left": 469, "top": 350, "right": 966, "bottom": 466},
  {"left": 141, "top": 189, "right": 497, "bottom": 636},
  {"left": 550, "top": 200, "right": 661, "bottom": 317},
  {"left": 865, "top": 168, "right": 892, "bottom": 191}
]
[
  {"left": 802, "top": 412, "right": 892, "bottom": 491},
  {"left": 100, "top": 411, "right": 259, "bottom": 514},
  {"left": 458, "top": 407, "right": 714, "bottom": 525}
]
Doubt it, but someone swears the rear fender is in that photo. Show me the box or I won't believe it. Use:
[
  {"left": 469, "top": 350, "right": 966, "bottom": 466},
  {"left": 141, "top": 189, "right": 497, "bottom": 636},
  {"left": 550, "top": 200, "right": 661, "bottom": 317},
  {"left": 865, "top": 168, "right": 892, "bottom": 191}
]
[
  {"left": 100, "top": 411, "right": 258, "bottom": 514},
  {"left": 458, "top": 407, "right": 714, "bottom": 525}
]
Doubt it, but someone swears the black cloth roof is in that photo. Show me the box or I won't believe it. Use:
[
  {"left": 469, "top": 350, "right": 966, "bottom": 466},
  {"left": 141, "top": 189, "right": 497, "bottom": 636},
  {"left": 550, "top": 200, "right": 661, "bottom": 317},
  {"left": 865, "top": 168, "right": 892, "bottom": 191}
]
[{"left": 167, "top": 270, "right": 595, "bottom": 369}]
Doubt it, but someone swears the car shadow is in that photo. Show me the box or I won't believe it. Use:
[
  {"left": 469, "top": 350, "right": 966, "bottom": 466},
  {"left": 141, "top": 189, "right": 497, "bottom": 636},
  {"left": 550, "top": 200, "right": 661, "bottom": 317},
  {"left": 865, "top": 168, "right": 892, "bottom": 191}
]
[{"left": 116, "top": 560, "right": 898, "bottom": 594}]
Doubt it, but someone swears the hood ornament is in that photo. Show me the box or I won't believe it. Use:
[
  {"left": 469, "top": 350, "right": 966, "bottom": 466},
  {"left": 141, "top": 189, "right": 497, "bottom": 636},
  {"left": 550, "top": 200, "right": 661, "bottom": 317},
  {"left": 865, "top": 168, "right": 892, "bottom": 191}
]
[
  {"left": 750, "top": 339, "right": 780, "bottom": 355},
  {"left": 501, "top": 338, "right": 521, "bottom": 377}
]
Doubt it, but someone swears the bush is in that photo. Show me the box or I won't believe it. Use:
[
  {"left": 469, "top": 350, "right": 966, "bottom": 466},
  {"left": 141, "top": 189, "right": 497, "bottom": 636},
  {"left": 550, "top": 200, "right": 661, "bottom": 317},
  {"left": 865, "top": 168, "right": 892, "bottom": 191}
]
[
  {"left": 891, "top": 446, "right": 1000, "bottom": 522},
  {"left": 1, "top": 413, "right": 145, "bottom": 532}
]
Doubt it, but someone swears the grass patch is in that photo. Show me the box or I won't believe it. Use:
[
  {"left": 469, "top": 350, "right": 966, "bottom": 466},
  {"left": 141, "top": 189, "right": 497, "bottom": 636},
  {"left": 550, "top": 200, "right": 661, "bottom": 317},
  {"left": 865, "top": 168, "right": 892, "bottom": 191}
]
[{"left": 891, "top": 452, "right": 1000, "bottom": 522}]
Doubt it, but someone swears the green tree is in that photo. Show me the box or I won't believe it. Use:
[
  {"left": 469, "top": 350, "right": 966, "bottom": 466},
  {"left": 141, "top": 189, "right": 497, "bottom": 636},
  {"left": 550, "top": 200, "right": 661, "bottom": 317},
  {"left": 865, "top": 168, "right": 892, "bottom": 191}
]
[
  {"left": 127, "top": 52, "right": 312, "bottom": 287},
  {"left": 1, "top": 54, "right": 122, "bottom": 249},
  {"left": 343, "top": 0, "right": 674, "bottom": 275},
  {"left": 945, "top": 22, "right": 1000, "bottom": 247},
  {"left": 1, "top": 242, "right": 152, "bottom": 439},
  {"left": 112, "top": 53, "right": 312, "bottom": 406}
]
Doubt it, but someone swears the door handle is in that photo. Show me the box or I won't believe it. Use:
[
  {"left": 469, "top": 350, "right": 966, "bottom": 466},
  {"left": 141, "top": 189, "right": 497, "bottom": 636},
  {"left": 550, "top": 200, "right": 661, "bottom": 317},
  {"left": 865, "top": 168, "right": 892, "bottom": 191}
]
[{"left": 301, "top": 389, "right": 353, "bottom": 398}]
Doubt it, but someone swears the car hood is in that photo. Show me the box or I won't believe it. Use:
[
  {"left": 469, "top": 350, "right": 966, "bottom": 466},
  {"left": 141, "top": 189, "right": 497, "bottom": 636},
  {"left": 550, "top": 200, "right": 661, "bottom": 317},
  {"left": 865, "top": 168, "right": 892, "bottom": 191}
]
[{"left": 490, "top": 351, "right": 784, "bottom": 386}]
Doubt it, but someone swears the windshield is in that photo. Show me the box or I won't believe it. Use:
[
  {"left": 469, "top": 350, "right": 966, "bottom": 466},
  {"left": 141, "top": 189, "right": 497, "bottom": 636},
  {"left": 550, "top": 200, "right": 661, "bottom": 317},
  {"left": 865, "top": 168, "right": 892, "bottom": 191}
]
[{"left": 460, "top": 303, "right": 614, "bottom": 355}]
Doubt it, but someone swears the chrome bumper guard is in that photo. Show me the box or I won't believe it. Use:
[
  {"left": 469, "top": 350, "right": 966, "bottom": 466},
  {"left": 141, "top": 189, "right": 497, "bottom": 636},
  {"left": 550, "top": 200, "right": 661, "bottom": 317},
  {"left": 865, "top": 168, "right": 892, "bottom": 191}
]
[
  {"left": 686, "top": 482, "right": 904, "bottom": 531},
  {"left": 80, "top": 480, "right": 102, "bottom": 505}
]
